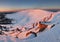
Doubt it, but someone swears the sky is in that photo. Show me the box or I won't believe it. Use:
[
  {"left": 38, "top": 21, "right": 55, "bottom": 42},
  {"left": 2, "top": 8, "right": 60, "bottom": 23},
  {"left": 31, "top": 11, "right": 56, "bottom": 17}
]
[{"left": 0, "top": 0, "right": 60, "bottom": 11}]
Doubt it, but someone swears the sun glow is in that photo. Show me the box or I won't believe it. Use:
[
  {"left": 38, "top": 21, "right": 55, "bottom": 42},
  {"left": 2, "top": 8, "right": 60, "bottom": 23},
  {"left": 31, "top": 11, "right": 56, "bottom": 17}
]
[{"left": 0, "top": 8, "right": 21, "bottom": 12}]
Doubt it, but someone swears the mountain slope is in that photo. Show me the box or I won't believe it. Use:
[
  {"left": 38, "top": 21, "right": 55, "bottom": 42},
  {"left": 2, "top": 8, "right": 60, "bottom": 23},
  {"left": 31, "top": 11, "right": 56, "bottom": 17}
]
[
  {"left": 0, "top": 9, "right": 60, "bottom": 42},
  {"left": 6, "top": 9, "right": 54, "bottom": 27}
]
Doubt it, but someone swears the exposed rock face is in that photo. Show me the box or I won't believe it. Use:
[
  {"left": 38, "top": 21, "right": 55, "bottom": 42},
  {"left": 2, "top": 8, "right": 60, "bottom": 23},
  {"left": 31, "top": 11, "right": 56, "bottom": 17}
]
[{"left": 0, "top": 14, "right": 13, "bottom": 24}]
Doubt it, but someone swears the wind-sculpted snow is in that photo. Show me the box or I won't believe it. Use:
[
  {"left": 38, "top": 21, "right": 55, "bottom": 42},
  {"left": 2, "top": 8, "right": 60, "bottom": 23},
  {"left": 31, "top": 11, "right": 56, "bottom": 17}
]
[
  {"left": 25, "top": 24, "right": 60, "bottom": 42},
  {"left": 0, "top": 9, "right": 60, "bottom": 42}
]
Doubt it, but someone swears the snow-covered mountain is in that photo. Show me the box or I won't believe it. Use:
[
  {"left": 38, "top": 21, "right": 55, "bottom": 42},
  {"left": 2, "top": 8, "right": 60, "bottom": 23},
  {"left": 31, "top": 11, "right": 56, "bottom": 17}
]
[
  {"left": 5, "top": 9, "right": 54, "bottom": 27},
  {"left": 0, "top": 9, "right": 60, "bottom": 42}
]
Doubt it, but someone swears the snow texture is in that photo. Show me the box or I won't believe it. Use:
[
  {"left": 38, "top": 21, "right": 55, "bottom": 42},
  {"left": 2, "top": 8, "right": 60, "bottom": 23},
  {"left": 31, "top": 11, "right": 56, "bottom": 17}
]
[{"left": 0, "top": 9, "right": 60, "bottom": 42}]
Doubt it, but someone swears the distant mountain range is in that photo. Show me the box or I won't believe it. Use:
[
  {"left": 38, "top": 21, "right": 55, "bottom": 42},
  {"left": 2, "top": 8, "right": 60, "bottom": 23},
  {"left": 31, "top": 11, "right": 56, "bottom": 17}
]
[
  {"left": 43, "top": 9, "right": 60, "bottom": 12},
  {"left": 0, "top": 9, "right": 60, "bottom": 13}
]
